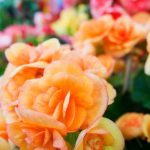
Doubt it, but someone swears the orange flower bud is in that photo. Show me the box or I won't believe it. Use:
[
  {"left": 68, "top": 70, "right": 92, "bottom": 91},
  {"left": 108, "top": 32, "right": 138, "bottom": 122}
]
[{"left": 116, "top": 113, "right": 144, "bottom": 140}]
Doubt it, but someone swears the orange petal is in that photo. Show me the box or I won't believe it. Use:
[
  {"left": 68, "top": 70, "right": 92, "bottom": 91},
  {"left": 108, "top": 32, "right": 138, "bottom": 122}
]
[
  {"left": 68, "top": 106, "right": 86, "bottom": 132},
  {"left": 5, "top": 43, "right": 32, "bottom": 66},
  {"left": 65, "top": 100, "right": 76, "bottom": 128},
  {"left": 44, "top": 60, "right": 82, "bottom": 76},
  {"left": 63, "top": 91, "right": 71, "bottom": 118},
  {"left": 53, "top": 130, "right": 68, "bottom": 150},
  {"left": 82, "top": 73, "right": 108, "bottom": 128},
  {"left": 16, "top": 107, "right": 66, "bottom": 135},
  {"left": 7, "top": 123, "right": 26, "bottom": 146}
]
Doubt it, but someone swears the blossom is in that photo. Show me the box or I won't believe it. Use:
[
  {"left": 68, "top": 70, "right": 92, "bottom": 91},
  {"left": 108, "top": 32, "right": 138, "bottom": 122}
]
[
  {"left": 0, "top": 108, "right": 15, "bottom": 150},
  {"left": 5, "top": 39, "right": 70, "bottom": 66},
  {"left": 74, "top": 15, "right": 114, "bottom": 44},
  {"left": 52, "top": 5, "right": 89, "bottom": 35},
  {"left": 116, "top": 113, "right": 144, "bottom": 140},
  {"left": 118, "top": 0, "right": 150, "bottom": 15},
  {"left": 4, "top": 25, "right": 35, "bottom": 41},
  {"left": 0, "top": 62, "right": 47, "bottom": 104},
  {"left": 74, "top": 117, "right": 124, "bottom": 150},
  {"left": 90, "top": 0, "right": 127, "bottom": 19},
  {"left": 5, "top": 43, "right": 33, "bottom": 66},
  {"left": 90, "top": 0, "right": 113, "bottom": 18},
  {"left": 7, "top": 110, "right": 68, "bottom": 149},
  {"left": 16, "top": 59, "right": 108, "bottom": 132},
  {"left": 0, "top": 32, "right": 12, "bottom": 50},
  {"left": 133, "top": 12, "right": 150, "bottom": 26},
  {"left": 103, "top": 16, "right": 145, "bottom": 58},
  {"left": 0, "top": 38, "right": 117, "bottom": 149},
  {"left": 98, "top": 54, "right": 115, "bottom": 78},
  {"left": 2, "top": 58, "right": 109, "bottom": 149}
]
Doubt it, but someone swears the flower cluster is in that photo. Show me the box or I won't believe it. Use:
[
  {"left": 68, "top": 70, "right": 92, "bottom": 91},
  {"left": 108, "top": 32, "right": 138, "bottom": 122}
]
[
  {"left": 74, "top": 14, "right": 146, "bottom": 58},
  {"left": 0, "top": 25, "right": 54, "bottom": 50},
  {"left": 116, "top": 112, "right": 150, "bottom": 142},
  {"left": 0, "top": 38, "right": 124, "bottom": 149}
]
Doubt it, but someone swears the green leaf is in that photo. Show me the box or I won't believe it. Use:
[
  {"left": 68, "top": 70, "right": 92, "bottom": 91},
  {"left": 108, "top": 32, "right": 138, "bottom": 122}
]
[
  {"left": 64, "top": 131, "right": 80, "bottom": 147},
  {"left": 108, "top": 73, "right": 124, "bottom": 87},
  {"left": 131, "top": 69, "right": 150, "bottom": 109},
  {"left": 0, "top": 52, "right": 7, "bottom": 76}
]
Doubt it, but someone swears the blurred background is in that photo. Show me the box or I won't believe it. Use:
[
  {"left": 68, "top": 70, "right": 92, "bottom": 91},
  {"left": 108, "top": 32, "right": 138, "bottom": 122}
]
[{"left": 1, "top": 1, "right": 150, "bottom": 149}]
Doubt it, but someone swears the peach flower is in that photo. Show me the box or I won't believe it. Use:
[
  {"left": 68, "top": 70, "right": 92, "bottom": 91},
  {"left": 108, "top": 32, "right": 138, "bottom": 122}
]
[
  {"left": 98, "top": 54, "right": 115, "bottom": 78},
  {"left": 0, "top": 107, "right": 15, "bottom": 150},
  {"left": 0, "top": 62, "right": 47, "bottom": 104},
  {"left": 3, "top": 59, "right": 109, "bottom": 149},
  {"left": 1, "top": 38, "right": 117, "bottom": 149},
  {"left": 116, "top": 113, "right": 144, "bottom": 140},
  {"left": 74, "top": 15, "right": 114, "bottom": 44},
  {"left": 74, "top": 117, "right": 124, "bottom": 150},
  {"left": 133, "top": 12, "right": 150, "bottom": 26},
  {"left": 103, "top": 16, "right": 145, "bottom": 58},
  {"left": 61, "top": 52, "right": 116, "bottom": 104},
  {"left": 5, "top": 38, "right": 70, "bottom": 66},
  {"left": 7, "top": 110, "right": 68, "bottom": 150},
  {"left": 16, "top": 59, "right": 108, "bottom": 132}
]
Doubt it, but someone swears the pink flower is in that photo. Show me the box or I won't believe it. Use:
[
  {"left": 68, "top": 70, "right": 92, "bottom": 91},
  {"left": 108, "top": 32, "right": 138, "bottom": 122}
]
[
  {"left": 4, "top": 25, "right": 35, "bottom": 41},
  {"left": 90, "top": 0, "right": 127, "bottom": 19},
  {"left": 0, "top": 32, "right": 12, "bottom": 50},
  {"left": 90, "top": 0, "right": 113, "bottom": 18},
  {"left": 63, "top": 0, "right": 81, "bottom": 8},
  {"left": 34, "top": 12, "right": 54, "bottom": 27},
  {"left": 118, "top": 0, "right": 150, "bottom": 15}
]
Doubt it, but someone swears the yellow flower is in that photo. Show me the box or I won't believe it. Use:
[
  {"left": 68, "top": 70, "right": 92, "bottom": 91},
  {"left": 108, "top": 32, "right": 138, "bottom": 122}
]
[
  {"left": 52, "top": 5, "right": 89, "bottom": 35},
  {"left": 75, "top": 117, "right": 124, "bottom": 150}
]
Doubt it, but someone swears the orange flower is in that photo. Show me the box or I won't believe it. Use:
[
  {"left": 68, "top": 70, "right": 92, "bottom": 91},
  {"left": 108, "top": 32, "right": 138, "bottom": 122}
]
[
  {"left": 98, "top": 54, "right": 115, "bottom": 78},
  {"left": 61, "top": 51, "right": 107, "bottom": 78},
  {"left": 1, "top": 38, "right": 117, "bottom": 149},
  {"left": 133, "top": 12, "right": 150, "bottom": 26},
  {"left": 74, "top": 117, "right": 124, "bottom": 150},
  {"left": 0, "top": 107, "right": 15, "bottom": 150},
  {"left": 5, "top": 38, "right": 70, "bottom": 66},
  {"left": 103, "top": 16, "right": 145, "bottom": 58},
  {"left": 1, "top": 62, "right": 47, "bottom": 104},
  {"left": 61, "top": 52, "right": 116, "bottom": 105},
  {"left": 7, "top": 110, "right": 68, "bottom": 150},
  {"left": 116, "top": 113, "right": 144, "bottom": 140},
  {"left": 4, "top": 59, "right": 109, "bottom": 149},
  {"left": 0, "top": 107, "right": 8, "bottom": 140},
  {"left": 5, "top": 43, "right": 33, "bottom": 66},
  {"left": 74, "top": 15, "right": 114, "bottom": 44},
  {"left": 17, "top": 60, "right": 108, "bottom": 132}
]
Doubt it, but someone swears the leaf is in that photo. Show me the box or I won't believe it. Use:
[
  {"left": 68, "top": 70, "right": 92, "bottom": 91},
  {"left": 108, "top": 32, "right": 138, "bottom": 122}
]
[
  {"left": 64, "top": 131, "right": 80, "bottom": 147},
  {"left": 108, "top": 73, "right": 124, "bottom": 87},
  {"left": 0, "top": 52, "right": 7, "bottom": 76},
  {"left": 131, "top": 69, "right": 150, "bottom": 109}
]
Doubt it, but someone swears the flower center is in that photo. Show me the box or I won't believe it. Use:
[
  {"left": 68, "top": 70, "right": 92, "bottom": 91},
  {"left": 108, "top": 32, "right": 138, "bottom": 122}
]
[{"left": 84, "top": 135, "right": 104, "bottom": 150}]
